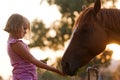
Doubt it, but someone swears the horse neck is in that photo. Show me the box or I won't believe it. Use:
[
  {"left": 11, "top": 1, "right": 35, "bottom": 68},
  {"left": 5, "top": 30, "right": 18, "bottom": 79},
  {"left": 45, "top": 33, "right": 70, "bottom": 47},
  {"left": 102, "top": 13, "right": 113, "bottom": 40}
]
[
  {"left": 105, "top": 28, "right": 120, "bottom": 44},
  {"left": 96, "top": 9, "right": 120, "bottom": 44}
]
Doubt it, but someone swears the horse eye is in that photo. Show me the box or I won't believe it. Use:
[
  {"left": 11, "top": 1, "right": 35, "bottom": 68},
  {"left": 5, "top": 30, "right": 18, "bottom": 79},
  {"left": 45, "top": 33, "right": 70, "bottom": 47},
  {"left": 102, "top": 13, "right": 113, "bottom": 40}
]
[
  {"left": 81, "top": 28, "right": 89, "bottom": 33},
  {"left": 74, "top": 24, "right": 93, "bottom": 36},
  {"left": 80, "top": 25, "right": 93, "bottom": 34}
]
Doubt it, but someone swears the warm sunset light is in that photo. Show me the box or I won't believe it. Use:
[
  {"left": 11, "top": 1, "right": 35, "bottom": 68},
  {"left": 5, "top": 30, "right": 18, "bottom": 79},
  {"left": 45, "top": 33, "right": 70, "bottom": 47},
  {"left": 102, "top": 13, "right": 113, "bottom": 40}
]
[
  {"left": 107, "top": 44, "right": 120, "bottom": 60},
  {"left": 0, "top": 0, "right": 61, "bottom": 79},
  {"left": 115, "top": 0, "right": 120, "bottom": 9},
  {"left": 0, "top": 0, "right": 120, "bottom": 79},
  {"left": 104, "top": 0, "right": 120, "bottom": 61}
]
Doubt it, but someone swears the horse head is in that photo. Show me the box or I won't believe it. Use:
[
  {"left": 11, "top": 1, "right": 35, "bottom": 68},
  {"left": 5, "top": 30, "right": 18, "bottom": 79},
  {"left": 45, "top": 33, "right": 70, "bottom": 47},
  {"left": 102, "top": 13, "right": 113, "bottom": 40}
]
[{"left": 61, "top": 0, "right": 108, "bottom": 76}]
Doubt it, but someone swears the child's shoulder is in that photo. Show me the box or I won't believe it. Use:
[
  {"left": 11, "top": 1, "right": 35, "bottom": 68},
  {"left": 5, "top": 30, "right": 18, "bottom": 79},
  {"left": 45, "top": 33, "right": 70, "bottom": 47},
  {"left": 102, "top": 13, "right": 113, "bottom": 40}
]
[{"left": 8, "top": 38, "right": 23, "bottom": 44}]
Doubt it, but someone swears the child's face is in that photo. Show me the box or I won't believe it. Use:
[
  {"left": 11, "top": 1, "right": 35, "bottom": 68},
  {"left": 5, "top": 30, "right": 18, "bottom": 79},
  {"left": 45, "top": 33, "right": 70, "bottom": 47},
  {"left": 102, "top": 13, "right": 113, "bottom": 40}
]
[{"left": 17, "top": 25, "right": 27, "bottom": 39}]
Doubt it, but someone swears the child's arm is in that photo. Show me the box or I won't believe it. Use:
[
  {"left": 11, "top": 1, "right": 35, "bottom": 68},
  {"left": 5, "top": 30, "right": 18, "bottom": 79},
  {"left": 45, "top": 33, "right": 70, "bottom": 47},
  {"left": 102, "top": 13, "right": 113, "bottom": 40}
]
[{"left": 11, "top": 41, "right": 65, "bottom": 76}]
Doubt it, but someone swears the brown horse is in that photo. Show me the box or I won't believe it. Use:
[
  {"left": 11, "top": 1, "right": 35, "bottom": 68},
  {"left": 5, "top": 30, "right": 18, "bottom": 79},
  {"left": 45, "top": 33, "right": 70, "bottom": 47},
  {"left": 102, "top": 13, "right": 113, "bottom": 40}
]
[{"left": 61, "top": 0, "right": 120, "bottom": 76}]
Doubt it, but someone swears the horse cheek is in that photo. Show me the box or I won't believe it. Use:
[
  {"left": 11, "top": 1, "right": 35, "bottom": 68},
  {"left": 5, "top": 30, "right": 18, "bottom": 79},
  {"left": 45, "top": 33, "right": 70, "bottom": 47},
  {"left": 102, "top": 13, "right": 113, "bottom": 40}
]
[{"left": 89, "top": 28, "right": 107, "bottom": 55}]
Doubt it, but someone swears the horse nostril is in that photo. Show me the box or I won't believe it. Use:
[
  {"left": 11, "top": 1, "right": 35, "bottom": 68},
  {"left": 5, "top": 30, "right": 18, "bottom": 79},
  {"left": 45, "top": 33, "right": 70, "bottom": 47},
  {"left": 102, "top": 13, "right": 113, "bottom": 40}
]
[{"left": 64, "top": 62, "right": 70, "bottom": 69}]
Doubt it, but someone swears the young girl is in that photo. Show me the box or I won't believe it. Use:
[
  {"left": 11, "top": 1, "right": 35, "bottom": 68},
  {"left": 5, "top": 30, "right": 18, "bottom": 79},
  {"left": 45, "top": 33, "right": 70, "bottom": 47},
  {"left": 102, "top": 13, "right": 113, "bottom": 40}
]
[{"left": 4, "top": 13, "right": 64, "bottom": 80}]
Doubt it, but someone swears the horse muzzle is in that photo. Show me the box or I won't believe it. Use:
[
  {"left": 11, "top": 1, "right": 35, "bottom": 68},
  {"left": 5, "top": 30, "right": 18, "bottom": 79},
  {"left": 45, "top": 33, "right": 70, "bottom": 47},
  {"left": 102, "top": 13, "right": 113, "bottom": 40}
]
[{"left": 61, "top": 60, "right": 78, "bottom": 76}]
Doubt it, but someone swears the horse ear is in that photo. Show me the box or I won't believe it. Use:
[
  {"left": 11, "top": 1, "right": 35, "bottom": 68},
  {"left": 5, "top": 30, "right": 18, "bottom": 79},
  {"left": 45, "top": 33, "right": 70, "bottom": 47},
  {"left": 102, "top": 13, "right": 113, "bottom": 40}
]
[{"left": 94, "top": 0, "right": 101, "bottom": 15}]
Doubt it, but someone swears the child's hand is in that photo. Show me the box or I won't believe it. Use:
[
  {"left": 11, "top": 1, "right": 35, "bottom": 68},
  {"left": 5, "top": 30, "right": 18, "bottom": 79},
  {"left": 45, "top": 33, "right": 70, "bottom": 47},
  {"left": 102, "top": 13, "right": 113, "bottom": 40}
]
[
  {"left": 44, "top": 65, "right": 66, "bottom": 76},
  {"left": 54, "top": 69, "right": 66, "bottom": 76},
  {"left": 40, "top": 60, "right": 47, "bottom": 64}
]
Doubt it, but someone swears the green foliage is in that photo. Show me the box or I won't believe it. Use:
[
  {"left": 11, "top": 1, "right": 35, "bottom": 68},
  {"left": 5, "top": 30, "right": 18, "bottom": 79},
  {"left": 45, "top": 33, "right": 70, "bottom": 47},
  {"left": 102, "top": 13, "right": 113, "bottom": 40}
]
[
  {"left": 29, "top": 19, "right": 72, "bottom": 50},
  {"left": 46, "top": 0, "right": 95, "bottom": 28},
  {"left": 48, "top": 0, "right": 85, "bottom": 15},
  {"left": 37, "top": 69, "right": 81, "bottom": 80},
  {"left": 29, "top": 19, "right": 49, "bottom": 49},
  {"left": 41, "top": 71, "right": 68, "bottom": 80},
  {"left": 47, "top": 0, "right": 90, "bottom": 14},
  {"left": 29, "top": 0, "right": 94, "bottom": 50}
]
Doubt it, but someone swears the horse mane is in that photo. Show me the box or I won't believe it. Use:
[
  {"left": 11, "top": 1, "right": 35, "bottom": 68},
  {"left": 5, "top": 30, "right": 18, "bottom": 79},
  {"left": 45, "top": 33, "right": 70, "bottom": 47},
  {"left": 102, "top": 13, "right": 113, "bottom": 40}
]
[
  {"left": 97, "top": 9, "right": 120, "bottom": 33},
  {"left": 73, "top": 7, "right": 120, "bottom": 33}
]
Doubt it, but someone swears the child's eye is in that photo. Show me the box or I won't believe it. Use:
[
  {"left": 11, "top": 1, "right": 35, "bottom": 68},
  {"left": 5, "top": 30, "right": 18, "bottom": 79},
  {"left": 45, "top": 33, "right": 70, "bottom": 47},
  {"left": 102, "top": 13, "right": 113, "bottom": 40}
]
[{"left": 24, "top": 27, "right": 27, "bottom": 30}]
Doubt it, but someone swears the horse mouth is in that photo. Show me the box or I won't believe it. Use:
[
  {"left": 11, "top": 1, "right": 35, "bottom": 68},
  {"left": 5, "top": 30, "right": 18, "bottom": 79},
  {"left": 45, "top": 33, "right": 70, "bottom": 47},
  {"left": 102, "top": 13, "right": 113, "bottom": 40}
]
[
  {"left": 61, "top": 61, "right": 78, "bottom": 76},
  {"left": 62, "top": 67, "right": 78, "bottom": 76}
]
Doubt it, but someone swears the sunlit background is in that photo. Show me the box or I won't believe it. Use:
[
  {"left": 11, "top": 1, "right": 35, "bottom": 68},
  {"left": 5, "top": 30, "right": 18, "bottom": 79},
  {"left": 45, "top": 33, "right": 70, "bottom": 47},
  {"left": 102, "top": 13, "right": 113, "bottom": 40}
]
[
  {"left": 0, "top": 0, "right": 63, "bottom": 79},
  {"left": 0, "top": 0, "right": 120, "bottom": 79}
]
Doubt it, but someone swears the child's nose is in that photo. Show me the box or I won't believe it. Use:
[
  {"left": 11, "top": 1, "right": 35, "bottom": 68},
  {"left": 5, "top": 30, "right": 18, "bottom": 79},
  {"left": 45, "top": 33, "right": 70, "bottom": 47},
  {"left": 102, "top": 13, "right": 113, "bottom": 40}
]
[{"left": 24, "top": 31, "right": 26, "bottom": 34}]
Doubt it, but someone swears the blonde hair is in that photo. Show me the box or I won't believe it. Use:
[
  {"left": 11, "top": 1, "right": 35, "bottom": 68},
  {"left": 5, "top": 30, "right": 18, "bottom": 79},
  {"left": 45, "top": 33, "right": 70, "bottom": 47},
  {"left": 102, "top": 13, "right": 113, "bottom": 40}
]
[{"left": 4, "top": 13, "right": 31, "bottom": 39}]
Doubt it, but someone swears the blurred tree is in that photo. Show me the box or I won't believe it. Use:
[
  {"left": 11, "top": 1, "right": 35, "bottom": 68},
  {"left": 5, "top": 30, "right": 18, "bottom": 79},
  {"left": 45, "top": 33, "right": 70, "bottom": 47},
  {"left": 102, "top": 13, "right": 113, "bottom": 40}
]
[
  {"left": 29, "top": 19, "right": 72, "bottom": 50},
  {"left": 29, "top": 0, "right": 95, "bottom": 50}
]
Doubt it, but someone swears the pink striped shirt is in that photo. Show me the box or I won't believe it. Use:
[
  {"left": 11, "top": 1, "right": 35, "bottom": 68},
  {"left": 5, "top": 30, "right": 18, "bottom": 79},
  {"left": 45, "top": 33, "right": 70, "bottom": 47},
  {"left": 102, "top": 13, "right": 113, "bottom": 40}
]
[{"left": 7, "top": 38, "right": 37, "bottom": 80}]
